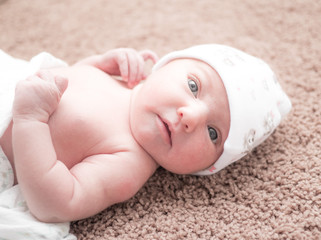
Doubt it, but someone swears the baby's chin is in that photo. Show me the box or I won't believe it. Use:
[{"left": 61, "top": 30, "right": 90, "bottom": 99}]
[{"left": 158, "top": 162, "right": 211, "bottom": 175}]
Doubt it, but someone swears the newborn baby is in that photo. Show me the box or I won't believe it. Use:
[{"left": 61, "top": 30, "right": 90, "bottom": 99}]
[{"left": 0, "top": 44, "right": 291, "bottom": 223}]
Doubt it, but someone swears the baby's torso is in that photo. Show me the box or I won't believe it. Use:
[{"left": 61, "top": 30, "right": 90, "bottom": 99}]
[
  {"left": 48, "top": 65, "right": 137, "bottom": 168},
  {"left": 1, "top": 65, "right": 152, "bottom": 171}
]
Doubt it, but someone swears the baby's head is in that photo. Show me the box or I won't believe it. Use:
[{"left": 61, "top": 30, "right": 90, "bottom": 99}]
[{"left": 149, "top": 44, "right": 292, "bottom": 175}]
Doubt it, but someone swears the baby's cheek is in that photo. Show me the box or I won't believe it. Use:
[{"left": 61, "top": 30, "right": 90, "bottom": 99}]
[
  {"left": 199, "top": 144, "right": 219, "bottom": 167},
  {"left": 185, "top": 144, "right": 213, "bottom": 170}
]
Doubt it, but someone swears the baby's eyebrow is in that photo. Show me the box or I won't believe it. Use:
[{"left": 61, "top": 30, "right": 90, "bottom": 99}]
[{"left": 195, "top": 65, "right": 213, "bottom": 86}]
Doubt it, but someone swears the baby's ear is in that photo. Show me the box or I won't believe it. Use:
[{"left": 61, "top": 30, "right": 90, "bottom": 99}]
[{"left": 54, "top": 76, "right": 68, "bottom": 96}]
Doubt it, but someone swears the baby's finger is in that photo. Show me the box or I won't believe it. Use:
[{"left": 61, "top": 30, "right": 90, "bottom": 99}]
[
  {"left": 54, "top": 76, "right": 68, "bottom": 97},
  {"left": 128, "top": 56, "right": 144, "bottom": 88},
  {"left": 136, "top": 54, "right": 145, "bottom": 80},
  {"left": 118, "top": 52, "right": 129, "bottom": 81},
  {"left": 36, "top": 70, "right": 55, "bottom": 83},
  {"left": 127, "top": 51, "right": 139, "bottom": 85},
  {"left": 140, "top": 50, "right": 159, "bottom": 64}
]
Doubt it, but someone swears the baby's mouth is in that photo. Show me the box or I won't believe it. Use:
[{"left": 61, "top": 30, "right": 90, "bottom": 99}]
[
  {"left": 157, "top": 115, "right": 172, "bottom": 146},
  {"left": 163, "top": 121, "right": 172, "bottom": 144}
]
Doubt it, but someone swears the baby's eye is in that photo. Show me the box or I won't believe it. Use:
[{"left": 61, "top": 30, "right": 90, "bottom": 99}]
[
  {"left": 208, "top": 127, "right": 218, "bottom": 143},
  {"left": 188, "top": 79, "right": 198, "bottom": 97}
]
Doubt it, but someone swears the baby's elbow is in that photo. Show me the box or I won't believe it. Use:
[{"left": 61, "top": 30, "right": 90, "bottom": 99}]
[
  {"left": 31, "top": 210, "right": 63, "bottom": 223},
  {"left": 29, "top": 204, "right": 75, "bottom": 223}
]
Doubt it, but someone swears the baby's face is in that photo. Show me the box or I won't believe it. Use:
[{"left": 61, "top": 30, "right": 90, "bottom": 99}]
[{"left": 130, "top": 59, "right": 230, "bottom": 174}]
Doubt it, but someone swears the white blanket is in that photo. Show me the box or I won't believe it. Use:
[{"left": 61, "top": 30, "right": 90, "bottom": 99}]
[{"left": 0, "top": 50, "right": 76, "bottom": 240}]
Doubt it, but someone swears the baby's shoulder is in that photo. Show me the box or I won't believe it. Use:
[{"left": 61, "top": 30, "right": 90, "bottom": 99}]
[
  {"left": 118, "top": 141, "right": 159, "bottom": 175},
  {"left": 86, "top": 144, "right": 158, "bottom": 197},
  {"left": 94, "top": 135, "right": 158, "bottom": 177}
]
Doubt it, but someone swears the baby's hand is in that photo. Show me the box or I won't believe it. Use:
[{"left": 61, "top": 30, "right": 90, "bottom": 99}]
[
  {"left": 13, "top": 71, "right": 68, "bottom": 123},
  {"left": 100, "top": 48, "right": 158, "bottom": 88}
]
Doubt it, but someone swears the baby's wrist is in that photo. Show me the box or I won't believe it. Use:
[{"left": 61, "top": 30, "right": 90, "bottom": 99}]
[{"left": 12, "top": 112, "right": 50, "bottom": 125}]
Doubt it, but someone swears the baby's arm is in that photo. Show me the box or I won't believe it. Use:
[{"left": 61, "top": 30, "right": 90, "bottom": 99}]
[
  {"left": 75, "top": 48, "right": 158, "bottom": 88},
  {"left": 12, "top": 71, "right": 156, "bottom": 222}
]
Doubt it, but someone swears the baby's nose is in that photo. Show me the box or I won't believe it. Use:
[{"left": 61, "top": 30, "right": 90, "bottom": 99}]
[{"left": 177, "top": 102, "right": 207, "bottom": 133}]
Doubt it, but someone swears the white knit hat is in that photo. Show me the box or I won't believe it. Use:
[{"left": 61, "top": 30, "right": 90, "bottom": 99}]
[{"left": 152, "top": 44, "right": 292, "bottom": 175}]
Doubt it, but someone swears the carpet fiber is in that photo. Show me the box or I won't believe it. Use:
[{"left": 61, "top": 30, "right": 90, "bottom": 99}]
[{"left": 1, "top": 0, "right": 320, "bottom": 239}]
